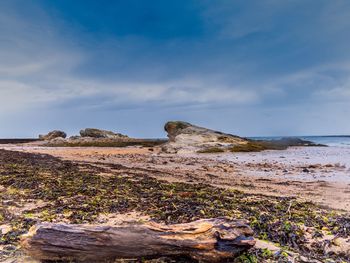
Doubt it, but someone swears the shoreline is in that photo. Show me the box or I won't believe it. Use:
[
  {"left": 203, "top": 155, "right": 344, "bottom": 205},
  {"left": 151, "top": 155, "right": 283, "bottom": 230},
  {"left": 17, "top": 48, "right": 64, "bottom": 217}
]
[
  {"left": 1, "top": 144, "right": 349, "bottom": 212},
  {"left": 0, "top": 144, "right": 349, "bottom": 262}
]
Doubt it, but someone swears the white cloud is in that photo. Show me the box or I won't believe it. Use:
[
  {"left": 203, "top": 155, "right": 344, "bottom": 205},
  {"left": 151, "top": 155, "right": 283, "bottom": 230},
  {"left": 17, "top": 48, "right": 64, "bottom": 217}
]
[
  {"left": 0, "top": 4, "right": 261, "bottom": 114},
  {"left": 1, "top": 1, "right": 350, "bottom": 136}
]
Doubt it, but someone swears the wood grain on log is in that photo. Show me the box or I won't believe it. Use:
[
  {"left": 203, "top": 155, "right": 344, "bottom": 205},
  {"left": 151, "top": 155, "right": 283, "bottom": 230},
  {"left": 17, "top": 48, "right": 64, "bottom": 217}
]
[{"left": 21, "top": 218, "right": 255, "bottom": 262}]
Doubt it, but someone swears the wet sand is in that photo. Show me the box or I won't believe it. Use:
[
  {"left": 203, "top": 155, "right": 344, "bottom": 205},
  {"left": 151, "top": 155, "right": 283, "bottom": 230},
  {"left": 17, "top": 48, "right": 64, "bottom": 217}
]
[{"left": 1, "top": 144, "right": 350, "bottom": 212}]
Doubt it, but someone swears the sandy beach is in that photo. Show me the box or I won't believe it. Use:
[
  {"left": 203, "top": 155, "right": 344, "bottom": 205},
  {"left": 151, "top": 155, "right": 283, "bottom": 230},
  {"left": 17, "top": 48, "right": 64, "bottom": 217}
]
[
  {"left": 1, "top": 142, "right": 350, "bottom": 262},
  {"left": 2, "top": 144, "right": 350, "bottom": 212}
]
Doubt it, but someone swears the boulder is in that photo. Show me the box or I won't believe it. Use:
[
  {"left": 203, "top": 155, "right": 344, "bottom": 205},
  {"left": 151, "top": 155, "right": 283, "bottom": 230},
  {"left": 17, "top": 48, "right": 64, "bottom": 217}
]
[
  {"left": 162, "top": 121, "right": 248, "bottom": 153},
  {"left": 80, "top": 128, "right": 128, "bottom": 139},
  {"left": 68, "top": 136, "right": 81, "bottom": 140},
  {"left": 39, "top": 130, "right": 67, "bottom": 141},
  {"left": 46, "top": 137, "right": 67, "bottom": 145}
]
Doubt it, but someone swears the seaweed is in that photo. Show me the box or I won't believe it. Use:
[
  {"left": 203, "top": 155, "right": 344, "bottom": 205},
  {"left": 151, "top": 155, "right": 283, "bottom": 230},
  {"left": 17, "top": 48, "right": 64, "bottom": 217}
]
[
  {"left": 46, "top": 139, "right": 167, "bottom": 148},
  {"left": 231, "top": 138, "right": 326, "bottom": 152},
  {"left": 197, "top": 147, "right": 226, "bottom": 153},
  {"left": 0, "top": 149, "right": 349, "bottom": 262}
]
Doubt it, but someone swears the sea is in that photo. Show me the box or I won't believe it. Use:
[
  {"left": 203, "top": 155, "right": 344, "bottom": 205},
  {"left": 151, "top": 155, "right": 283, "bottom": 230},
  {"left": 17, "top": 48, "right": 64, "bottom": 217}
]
[{"left": 249, "top": 136, "right": 350, "bottom": 148}]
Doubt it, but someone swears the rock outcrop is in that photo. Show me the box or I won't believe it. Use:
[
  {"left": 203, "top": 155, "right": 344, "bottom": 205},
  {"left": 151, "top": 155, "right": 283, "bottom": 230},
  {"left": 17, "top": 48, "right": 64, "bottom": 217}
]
[
  {"left": 162, "top": 121, "right": 325, "bottom": 154},
  {"left": 42, "top": 129, "right": 165, "bottom": 148},
  {"left": 162, "top": 121, "right": 249, "bottom": 153},
  {"left": 39, "top": 130, "right": 67, "bottom": 141},
  {"left": 80, "top": 128, "right": 128, "bottom": 139}
]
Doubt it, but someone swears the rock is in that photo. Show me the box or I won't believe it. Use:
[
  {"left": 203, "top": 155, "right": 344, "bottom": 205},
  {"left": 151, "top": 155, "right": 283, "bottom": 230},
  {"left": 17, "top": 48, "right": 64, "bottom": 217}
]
[
  {"left": 80, "top": 128, "right": 128, "bottom": 139},
  {"left": 164, "top": 121, "right": 192, "bottom": 141},
  {"left": 299, "top": 256, "right": 323, "bottom": 263},
  {"left": 270, "top": 137, "right": 326, "bottom": 147},
  {"left": 1, "top": 255, "right": 40, "bottom": 263},
  {"left": 255, "top": 239, "right": 297, "bottom": 261},
  {"left": 162, "top": 121, "right": 248, "bottom": 153},
  {"left": 39, "top": 130, "right": 67, "bottom": 141},
  {"left": 0, "top": 224, "right": 12, "bottom": 235},
  {"left": 69, "top": 136, "right": 81, "bottom": 140},
  {"left": 48, "top": 137, "right": 67, "bottom": 144}
]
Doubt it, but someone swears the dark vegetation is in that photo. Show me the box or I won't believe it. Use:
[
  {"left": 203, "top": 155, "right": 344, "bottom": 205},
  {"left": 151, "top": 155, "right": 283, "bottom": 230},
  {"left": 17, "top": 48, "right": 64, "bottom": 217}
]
[
  {"left": 46, "top": 139, "right": 167, "bottom": 148},
  {"left": 0, "top": 149, "right": 348, "bottom": 262},
  {"left": 197, "top": 147, "right": 225, "bottom": 153},
  {"left": 231, "top": 138, "right": 326, "bottom": 152},
  {"left": 0, "top": 139, "right": 38, "bottom": 144},
  {"left": 196, "top": 138, "right": 325, "bottom": 153}
]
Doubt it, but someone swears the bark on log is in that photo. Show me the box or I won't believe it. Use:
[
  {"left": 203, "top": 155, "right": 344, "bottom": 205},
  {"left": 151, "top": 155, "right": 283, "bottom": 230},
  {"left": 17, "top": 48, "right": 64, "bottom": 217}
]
[{"left": 21, "top": 218, "right": 256, "bottom": 262}]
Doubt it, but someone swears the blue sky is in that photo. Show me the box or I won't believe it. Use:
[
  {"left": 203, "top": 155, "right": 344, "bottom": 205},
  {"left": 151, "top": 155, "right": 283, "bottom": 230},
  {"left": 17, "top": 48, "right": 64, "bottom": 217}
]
[{"left": 1, "top": 0, "right": 350, "bottom": 138}]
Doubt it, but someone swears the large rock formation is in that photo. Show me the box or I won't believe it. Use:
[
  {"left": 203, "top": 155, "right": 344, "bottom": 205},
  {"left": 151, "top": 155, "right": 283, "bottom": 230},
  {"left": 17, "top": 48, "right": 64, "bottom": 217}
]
[
  {"left": 162, "top": 121, "right": 249, "bottom": 153},
  {"left": 162, "top": 121, "right": 325, "bottom": 154},
  {"left": 39, "top": 130, "right": 67, "bottom": 141},
  {"left": 80, "top": 128, "right": 128, "bottom": 139}
]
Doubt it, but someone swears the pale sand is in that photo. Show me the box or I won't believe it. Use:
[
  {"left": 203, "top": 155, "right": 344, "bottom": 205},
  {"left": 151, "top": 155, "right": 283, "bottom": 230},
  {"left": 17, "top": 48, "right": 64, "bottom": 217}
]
[{"left": 1, "top": 144, "right": 350, "bottom": 212}]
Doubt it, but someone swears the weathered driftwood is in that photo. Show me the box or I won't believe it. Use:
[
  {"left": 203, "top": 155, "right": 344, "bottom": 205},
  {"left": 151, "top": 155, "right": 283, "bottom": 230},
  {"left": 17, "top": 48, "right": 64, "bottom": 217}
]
[{"left": 21, "top": 218, "right": 255, "bottom": 262}]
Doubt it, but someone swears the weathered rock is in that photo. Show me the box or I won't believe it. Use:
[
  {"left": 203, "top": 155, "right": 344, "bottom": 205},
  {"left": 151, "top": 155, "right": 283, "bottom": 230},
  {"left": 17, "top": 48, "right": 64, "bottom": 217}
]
[
  {"left": 261, "top": 137, "right": 326, "bottom": 148},
  {"left": 38, "top": 130, "right": 66, "bottom": 141},
  {"left": 164, "top": 121, "right": 192, "bottom": 141},
  {"left": 0, "top": 224, "right": 12, "bottom": 235},
  {"left": 162, "top": 121, "right": 325, "bottom": 154},
  {"left": 48, "top": 137, "right": 67, "bottom": 144},
  {"left": 80, "top": 128, "right": 128, "bottom": 139},
  {"left": 162, "top": 121, "right": 248, "bottom": 153},
  {"left": 255, "top": 239, "right": 298, "bottom": 262}
]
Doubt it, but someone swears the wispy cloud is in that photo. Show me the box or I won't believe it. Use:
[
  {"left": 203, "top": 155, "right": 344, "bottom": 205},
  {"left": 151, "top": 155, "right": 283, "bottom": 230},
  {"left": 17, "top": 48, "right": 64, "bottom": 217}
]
[
  {"left": 0, "top": 0, "right": 350, "bottom": 137},
  {"left": 0, "top": 2, "right": 259, "bottom": 114}
]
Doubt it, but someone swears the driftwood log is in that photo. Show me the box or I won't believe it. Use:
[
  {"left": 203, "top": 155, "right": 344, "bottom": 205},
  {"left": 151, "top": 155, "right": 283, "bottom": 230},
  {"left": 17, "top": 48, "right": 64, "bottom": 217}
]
[{"left": 21, "top": 218, "right": 256, "bottom": 262}]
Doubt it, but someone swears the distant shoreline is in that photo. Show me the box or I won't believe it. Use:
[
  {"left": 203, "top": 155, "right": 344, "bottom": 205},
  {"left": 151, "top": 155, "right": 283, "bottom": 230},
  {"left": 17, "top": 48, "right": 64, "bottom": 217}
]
[
  {"left": 0, "top": 139, "right": 39, "bottom": 144},
  {"left": 1, "top": 135, "right": 349, "bottom": 148},
  {"left": 249, "top": 135, "right": 350, "bottom": 139}
]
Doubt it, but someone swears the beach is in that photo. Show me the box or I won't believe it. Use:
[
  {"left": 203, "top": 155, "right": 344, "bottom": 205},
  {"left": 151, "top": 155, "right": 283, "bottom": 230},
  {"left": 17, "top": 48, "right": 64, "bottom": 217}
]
[
  {"left": 2, "top": 1, "right": 350, "bottom": 261},
  {"left": 1, "top": 140, "right": 350, "bottom": 262},
  {"left": 1, "top": 144, "right": 349, "bottom": 212}
]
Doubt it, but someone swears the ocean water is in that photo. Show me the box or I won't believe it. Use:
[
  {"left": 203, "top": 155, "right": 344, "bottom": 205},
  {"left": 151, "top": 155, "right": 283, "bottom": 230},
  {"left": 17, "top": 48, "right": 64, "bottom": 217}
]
[
  {"left": 249, "top": 136, "right": 350, "bottom": 148},
  {"left": 301, "top": 136, "right": 350, "bottom": 148}
]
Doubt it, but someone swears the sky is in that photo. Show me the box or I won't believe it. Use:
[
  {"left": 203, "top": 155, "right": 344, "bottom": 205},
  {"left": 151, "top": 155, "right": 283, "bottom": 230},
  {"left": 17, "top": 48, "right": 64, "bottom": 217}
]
[{"left": 1, "top": 0, "right": 350, "bottom": 138}]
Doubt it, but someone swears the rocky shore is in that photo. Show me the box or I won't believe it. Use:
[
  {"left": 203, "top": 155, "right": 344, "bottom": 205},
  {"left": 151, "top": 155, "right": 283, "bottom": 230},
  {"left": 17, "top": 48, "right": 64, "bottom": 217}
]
[
  {"left": 0, "top": 122, "right": 348, "bottom": 262},
  {"left": 0, "top": 148, "right": 349, "bottom": 262},
  {"left": 37, "top": 128, "right": 166, "bottom": 148},
  {"left": 36, "top": 121, "right": 324, "bottom": 153}
]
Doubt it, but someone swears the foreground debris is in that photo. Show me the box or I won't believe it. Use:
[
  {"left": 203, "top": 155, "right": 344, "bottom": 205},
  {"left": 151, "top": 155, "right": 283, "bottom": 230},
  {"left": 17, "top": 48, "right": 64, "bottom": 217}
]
[
  {"left": 21, "top": 218, "right": 255, "bottom": 262},
  {"left": 0, "top": 149, "right": 349, "bottom": 262}
]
